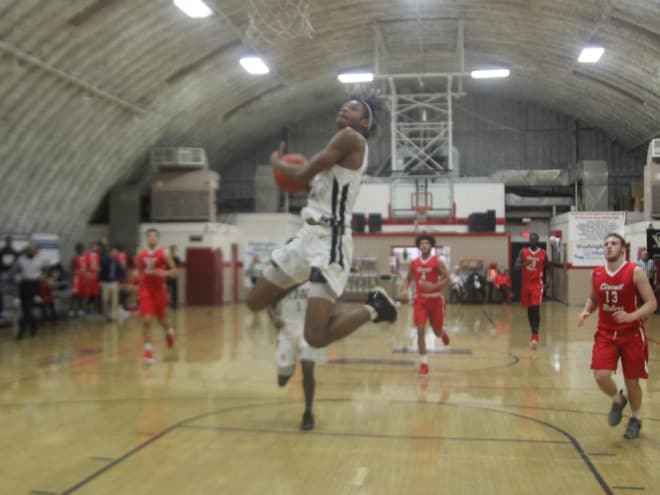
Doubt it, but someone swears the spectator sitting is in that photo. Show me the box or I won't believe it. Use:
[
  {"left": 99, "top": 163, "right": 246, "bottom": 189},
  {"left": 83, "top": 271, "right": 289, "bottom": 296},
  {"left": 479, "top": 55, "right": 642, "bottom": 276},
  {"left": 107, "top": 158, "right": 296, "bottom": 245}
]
[{"left": 493, "top": 269, "right": 513, "bottom": 304}]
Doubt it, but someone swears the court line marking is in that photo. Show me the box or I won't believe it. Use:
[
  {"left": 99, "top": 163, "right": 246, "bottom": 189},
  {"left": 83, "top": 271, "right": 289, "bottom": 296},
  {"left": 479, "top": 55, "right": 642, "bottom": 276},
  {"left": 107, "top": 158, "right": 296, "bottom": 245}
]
[
  {"left": 471, "top": 404, "right": 613, "bottom": 495},
  {"left": 179, "top": 424, "right": 572, "bottom": 445},
  {"left": 57, "top": 398, "right": 614, "bottom": 495},
  {"left": 611, "top": 487, "right": 644, "bottom": 491},
  {"left": 57, "top": 400, "right": 288, "bottom": 495},
  {"left": 2, "top": 395, "right": 659, "bottom": 425}
]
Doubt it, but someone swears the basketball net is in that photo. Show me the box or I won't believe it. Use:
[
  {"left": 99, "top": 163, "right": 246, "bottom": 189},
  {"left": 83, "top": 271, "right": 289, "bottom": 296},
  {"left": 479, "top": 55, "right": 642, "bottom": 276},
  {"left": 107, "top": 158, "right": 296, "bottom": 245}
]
[
  {"left": 414, "top": 205, "right": 428, "bottom": 231},
  {"left": 245, "top": 0, "right": 314, "bottom": 45}
]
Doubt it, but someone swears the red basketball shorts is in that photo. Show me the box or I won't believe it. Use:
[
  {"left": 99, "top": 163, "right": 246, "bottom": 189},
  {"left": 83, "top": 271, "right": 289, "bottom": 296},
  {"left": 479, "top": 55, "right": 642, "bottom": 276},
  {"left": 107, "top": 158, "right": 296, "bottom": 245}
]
[
  {"left": 73, "top": 274, "right": 87, "bottom": 296},
  {"left": 520, "top": 283, "right": 543, "bottom": 308},
  {"left": 591, "top": 326, "right": 648, "bottom": 380},
  {"left": 139, "top": 285, "right": 168, "bottom": 319},
  {"left": 414, "top": 296, "right": 445, "bottom": 331}
]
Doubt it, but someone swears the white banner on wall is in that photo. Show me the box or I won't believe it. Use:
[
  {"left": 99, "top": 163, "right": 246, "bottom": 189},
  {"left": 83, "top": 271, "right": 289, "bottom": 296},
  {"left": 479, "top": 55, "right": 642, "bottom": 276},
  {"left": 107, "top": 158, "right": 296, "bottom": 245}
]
[{"left": 570, "top": 212, "right": 625, "bottom": 266}]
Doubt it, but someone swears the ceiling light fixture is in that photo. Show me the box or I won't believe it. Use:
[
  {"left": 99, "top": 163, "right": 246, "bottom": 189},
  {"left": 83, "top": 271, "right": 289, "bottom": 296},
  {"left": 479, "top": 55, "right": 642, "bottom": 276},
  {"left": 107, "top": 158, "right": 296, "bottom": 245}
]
[
  {"left": 337, "top": 72, "right": 374, "bottom": 84},
  {"left": 578, "top": 46, "right": 604, "bottom": 63},
  {"left": 239, "top": 56, "right": 270, "bottom": 75},
  {"left": 173, "top": 0, "right": 212, "bottom": 19},
  {"left": 470, "top": 69, "right": 510, "bottom": 79}
]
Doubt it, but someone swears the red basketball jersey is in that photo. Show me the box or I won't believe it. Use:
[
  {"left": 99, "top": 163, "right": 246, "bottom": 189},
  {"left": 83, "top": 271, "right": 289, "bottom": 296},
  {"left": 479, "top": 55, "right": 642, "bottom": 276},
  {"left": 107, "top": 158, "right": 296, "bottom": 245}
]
[
  {"left": 593, "top": 261, "right": 641, "bottom": 331},
  {"left": 73, "top": 255, "right": 87, "bottom": 275},
  {"left": 411, "top": 254, "right": 443, "bottom": 298},
  {"left": 85, "top": 252, "right": 100, "bottom": 274},
  {"left": 137, "top": 247, "right": 168, "bottom": 289},
  {"left": 521, "top": 247, "right": 546, "bottom": 285}
]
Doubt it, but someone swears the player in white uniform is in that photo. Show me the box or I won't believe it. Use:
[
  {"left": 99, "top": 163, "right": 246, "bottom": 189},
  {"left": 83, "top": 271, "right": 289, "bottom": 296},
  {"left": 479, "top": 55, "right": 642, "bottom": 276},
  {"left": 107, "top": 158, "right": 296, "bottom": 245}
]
[
  {"left": 247, "top": 99, "right": 398, "bottom": 348},
  {"left": 268, "top": 282, "right": 317, "bottom": 430}
]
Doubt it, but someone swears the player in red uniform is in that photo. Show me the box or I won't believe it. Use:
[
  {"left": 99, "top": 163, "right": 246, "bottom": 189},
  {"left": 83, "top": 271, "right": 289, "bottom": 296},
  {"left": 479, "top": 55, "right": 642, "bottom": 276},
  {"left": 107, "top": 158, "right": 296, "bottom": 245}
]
[
  {"left": 85, "top": 242, "right": 101, "bottom": 313},
  {"left": 400, "top": 234, "right": 451, "bottom": 376},
  {"left": 515, "top": 233, "right": 548, "bottom": 348},
  {"left": 577, "top": 233, "right": 656, "bottom": 439},
  {"left": 136, "top": 228, "right": 177, "bottom": 363},
  {"left": 70, "top": 243, "right": 88, "bottom": 317}
]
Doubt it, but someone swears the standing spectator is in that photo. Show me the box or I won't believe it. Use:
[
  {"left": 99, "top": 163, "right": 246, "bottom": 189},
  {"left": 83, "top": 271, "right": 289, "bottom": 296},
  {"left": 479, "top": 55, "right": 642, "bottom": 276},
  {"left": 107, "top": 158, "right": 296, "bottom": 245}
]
[
  {"left": 449, "top": 266, "right": 465, "bottom": 303},
  {"left": 0, "top": 236, "right": 19, "bottom": 318},
  {"left": 15, "top": 244, "right": 43, "bottom": 339},
  {"left": 167, "top": 245, "right": 182, "bottom": 309},
  {"left": 99, "top": 247, "right": 125, "bottom": 321},
  {"left": 637, "top": 248, "right": 656, "bottom": 290},
  {"left": 247, "top": 256, "right": 262, "bottom": 286}
]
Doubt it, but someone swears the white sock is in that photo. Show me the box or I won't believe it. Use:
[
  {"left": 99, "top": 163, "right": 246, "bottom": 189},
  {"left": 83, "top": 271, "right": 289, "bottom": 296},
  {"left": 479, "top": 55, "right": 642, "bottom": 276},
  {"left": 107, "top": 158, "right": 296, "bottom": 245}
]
[
  {"left": 364, "top": 305, "right": 378, "bottom": 321},
  {"left": 612, "top": 390, "right": 624, "bottom": 405},
  {"left": 631, "top": 409, "right": 641, "bottom": 419},
  {"left": 144, "top": 342, "right": 153, "bottom": 351},
  {"left": 421, "top": 354, "right": 428, "bottom": 364}
]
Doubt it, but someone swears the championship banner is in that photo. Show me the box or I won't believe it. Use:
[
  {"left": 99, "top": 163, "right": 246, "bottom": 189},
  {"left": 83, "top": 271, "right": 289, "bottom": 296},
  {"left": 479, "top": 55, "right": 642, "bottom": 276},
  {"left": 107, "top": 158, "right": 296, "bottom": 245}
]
[
  {"left": 647, "top": 229, "right": 660, "bottom": 260},
  {"left": 570, "top": 212, "right": 625, "bottom": 267}
]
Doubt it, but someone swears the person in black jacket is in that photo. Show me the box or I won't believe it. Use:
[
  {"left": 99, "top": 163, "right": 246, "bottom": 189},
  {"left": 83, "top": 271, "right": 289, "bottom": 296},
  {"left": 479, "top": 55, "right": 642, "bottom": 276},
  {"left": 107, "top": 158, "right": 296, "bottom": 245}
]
[{"left": 0, "top": 236, "right": 18, "bottom": 318}]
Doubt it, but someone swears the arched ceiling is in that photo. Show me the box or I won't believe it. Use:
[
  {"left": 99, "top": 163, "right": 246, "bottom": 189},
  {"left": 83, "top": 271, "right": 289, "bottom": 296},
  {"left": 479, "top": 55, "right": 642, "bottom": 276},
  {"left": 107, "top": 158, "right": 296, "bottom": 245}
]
[{"left": 0, "top": 0, "right": 659, "bottom": 242}]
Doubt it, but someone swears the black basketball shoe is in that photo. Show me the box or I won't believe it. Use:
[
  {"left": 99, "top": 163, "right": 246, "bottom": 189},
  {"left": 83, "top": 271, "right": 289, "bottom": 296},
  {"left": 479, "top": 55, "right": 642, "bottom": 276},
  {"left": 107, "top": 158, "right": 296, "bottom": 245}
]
[
  {"left": 367, "top": 287, "right": 398, "bottom": 323},
  {"left": 301, "top": 412, "right": 315, "bottom": 431}
]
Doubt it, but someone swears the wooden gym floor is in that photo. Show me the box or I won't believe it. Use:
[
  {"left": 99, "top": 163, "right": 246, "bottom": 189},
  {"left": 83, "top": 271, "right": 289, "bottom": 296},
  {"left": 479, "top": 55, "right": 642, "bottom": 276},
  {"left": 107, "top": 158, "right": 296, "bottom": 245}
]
[{"left": 1, "top": 301, "right": 659, "bottom": 494}]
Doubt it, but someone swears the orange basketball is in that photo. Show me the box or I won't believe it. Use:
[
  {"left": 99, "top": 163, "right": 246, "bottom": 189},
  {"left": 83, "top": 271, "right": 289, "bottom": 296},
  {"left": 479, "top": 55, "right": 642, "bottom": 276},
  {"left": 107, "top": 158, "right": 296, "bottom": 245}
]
[{"left": 273, "top": 153, "right": 308, "bottom": 193}]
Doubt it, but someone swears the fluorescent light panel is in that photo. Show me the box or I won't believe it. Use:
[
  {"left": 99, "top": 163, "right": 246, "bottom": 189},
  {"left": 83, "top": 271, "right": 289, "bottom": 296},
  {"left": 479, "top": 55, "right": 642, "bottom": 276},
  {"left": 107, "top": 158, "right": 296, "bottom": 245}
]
[
  {"left": 239, "top": 56, "right": 270, "bottom": 75},
  {"left": 578, "top": 46, "right": 604, "bottom": 63},
  {"left": 174, "top": 0, "right": 212, "bottom": 18},
  {"left": 337, "top": 72, "right": 374, "bottom": 84},
  {"left": 470, "top": 69, "right": 510, "bottom": 79}
]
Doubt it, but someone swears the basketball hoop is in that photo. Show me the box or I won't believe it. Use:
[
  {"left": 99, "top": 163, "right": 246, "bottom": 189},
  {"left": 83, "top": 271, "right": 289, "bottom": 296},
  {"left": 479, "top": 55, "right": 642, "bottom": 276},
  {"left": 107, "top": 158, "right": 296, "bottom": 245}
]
[{"left": 245, "top": 0, "right": 314, "bottom": 45}]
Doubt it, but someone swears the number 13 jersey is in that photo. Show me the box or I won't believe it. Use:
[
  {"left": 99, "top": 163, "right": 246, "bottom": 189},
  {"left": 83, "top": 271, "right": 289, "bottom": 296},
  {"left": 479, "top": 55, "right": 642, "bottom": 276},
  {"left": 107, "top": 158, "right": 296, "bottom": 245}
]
[{"left": 593, "top": 261, "right": 640, "bottom": 331}]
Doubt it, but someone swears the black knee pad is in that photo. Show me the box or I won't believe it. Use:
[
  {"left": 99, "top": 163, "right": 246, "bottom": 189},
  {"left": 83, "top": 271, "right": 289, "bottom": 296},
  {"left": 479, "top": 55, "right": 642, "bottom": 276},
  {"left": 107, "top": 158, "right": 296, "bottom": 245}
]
[{"left": 309, "top": 267, "right": 327, "bottom": 283}]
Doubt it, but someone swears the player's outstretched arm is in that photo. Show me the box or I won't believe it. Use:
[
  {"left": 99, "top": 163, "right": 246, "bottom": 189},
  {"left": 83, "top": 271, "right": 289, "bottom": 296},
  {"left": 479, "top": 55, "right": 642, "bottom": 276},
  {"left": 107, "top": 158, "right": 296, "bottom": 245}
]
[
  {"left": 577, "top": 286, "right": 598, "bottom": 327},
  {"left": 613, "top": 267, "right": 657, "bottom": 324},
  {"left": 436, "top": 259, "right": 451, "bottom": 290},
  {"left": 270, "top": 128, "right": 363, "bottom": 183}
]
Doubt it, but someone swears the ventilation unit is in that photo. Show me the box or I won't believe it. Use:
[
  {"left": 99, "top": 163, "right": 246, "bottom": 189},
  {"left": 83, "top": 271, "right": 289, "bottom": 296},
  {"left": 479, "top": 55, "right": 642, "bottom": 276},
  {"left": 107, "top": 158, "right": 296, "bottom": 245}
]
[
  {"left": 150, "top": 147, "right": 208, "bottom": 169},
  {"left": 644, "top": 139, "right": 660, "bottom": 219},
  {"left": 151, "top": 169, "right": 220, "bottom": 222}
]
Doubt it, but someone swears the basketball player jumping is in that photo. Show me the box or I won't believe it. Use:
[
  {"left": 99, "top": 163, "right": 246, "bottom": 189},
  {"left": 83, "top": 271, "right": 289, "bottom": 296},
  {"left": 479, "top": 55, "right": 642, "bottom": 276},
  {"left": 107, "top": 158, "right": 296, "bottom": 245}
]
[
  {"left": 136, "top": 228, "right": 177, "bottom": 363},
  {"left": 247, "top": 98, "right": 398, "bottom": 348},
  {"left": 577, "top": 233, "right": 656, "bottom": 439},
  {"left": 400, "top": 235, "right": 451, "bottom": 376},
  {"left": 268, "top": 281, "right": 317, "bottom": 430}
]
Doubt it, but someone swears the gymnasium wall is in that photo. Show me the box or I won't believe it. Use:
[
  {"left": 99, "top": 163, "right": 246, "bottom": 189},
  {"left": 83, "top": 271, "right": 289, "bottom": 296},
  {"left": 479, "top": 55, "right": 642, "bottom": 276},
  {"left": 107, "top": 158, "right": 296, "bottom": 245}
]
[
  {"left": 625, "top": 219, "right": 660, "bottom": 261},
  {"left": 216, "top": 94, "right": 645, "bottom": 212}
]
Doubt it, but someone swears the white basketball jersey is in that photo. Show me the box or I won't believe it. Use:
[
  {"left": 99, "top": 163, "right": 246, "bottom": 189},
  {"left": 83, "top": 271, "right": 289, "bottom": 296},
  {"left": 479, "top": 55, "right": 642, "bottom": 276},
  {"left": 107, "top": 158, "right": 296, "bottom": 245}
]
[
  {"left": 280, "top": 282, "right": 309, "bottom": 336},
  {"left": 302, "top": 143, "right": 368, "bottom": 227}
]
